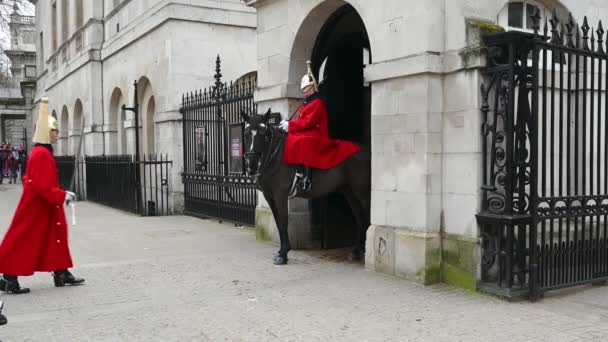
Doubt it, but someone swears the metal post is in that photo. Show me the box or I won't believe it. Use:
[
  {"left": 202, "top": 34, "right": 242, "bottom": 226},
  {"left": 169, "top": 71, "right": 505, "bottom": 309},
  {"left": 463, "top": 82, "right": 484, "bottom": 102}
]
[{"left": 122, "top": 80, "right": 142, "bottom": 214}]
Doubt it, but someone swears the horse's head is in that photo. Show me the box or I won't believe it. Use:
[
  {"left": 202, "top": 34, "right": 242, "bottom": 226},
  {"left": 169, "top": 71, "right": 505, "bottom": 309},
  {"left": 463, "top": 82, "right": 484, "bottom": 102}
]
[{"left": 241, "top": 108, "right": 273, "bottom": 176}]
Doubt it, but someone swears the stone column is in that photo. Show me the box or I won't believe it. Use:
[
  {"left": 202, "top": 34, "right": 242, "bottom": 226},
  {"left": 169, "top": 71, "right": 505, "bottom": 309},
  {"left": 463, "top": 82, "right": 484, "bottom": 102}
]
[{"left": 363, "top": 63, "right": 443, "bottom": 285}]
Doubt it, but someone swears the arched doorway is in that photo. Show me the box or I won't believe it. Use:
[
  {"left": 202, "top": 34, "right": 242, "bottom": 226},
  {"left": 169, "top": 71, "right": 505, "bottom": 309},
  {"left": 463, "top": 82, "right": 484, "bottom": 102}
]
[
  {"left": 137, "top": 76, "right": 155, "bottom": 156},
  {"left": 312, "top": 4, "right": 371, "bottom": 148},
  {"left": 109, "top": 87, "right": 125, "bottom": 155},
  {"left": 72, "top": 100, "right": 83, "bottom": 156},
  {"left": 145, "top": 96, "right": 155, "bottom": 155},
  {"left": 293, "top": 3, "right": 372, "bottom": 249}
]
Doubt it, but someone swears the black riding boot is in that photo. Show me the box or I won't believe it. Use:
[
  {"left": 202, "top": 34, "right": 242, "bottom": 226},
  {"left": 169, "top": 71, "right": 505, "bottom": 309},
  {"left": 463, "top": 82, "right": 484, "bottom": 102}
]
[
  {"left": 53, "top": 270, "right": 85, "bottom": 287},
  {"left": 302, "top": 166, "right": 312, "bottom": 192},
  {"left": 0, "top": 274, "right": 30, "bottom": 294}
]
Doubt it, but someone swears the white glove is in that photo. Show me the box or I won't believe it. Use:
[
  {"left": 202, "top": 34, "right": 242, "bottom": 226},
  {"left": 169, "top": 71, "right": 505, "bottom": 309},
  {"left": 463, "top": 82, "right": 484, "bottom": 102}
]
[
  {"left": 65, "top": 191, "right": 76, "bottom": 206},
  {"left": 279, "top": 120, "right": 289, "bottom": 132}
]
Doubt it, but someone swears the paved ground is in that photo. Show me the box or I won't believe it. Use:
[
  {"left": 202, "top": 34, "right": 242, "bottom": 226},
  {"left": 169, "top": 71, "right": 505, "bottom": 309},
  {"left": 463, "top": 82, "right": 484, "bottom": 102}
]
[{"left": 1, "top": 183, "right": 608, "bottom": 341}]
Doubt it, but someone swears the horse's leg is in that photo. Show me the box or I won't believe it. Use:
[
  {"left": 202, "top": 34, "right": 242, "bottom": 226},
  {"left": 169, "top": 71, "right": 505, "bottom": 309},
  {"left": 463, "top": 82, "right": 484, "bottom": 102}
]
[
  {"left": 342, "top": 190, "right": 367, "bottom": 262},
  {"left": 272, "top": 193, "right": 291, "bottom": 265},
  {"left": 354, "top": 189, "right": 371, "bottom": 259},
  {"left": 264, "top": 195, "right": 282, "bottom": 258}
]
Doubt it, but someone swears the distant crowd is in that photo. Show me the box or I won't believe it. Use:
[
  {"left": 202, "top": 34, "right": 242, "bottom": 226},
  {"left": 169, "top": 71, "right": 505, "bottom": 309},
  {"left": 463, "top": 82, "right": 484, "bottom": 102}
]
[{"left": 0, "top": 143, "right": 27, "bottom": 184}]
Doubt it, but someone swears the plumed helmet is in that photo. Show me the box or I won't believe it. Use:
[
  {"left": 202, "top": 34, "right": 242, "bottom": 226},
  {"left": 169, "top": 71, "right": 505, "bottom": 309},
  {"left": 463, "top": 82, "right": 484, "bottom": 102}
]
[
  {"left": 300, "top": 60, "right": 318, "bottom": 91},
  {"left": 32, "top": 97, "right": 53, "bottom": 144}
]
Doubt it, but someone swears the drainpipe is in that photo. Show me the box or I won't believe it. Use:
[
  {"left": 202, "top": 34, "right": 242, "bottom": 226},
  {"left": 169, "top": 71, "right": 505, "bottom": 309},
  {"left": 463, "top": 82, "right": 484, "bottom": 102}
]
[{"left": 100, "top": 0, "right": 106, "bottom": 155}]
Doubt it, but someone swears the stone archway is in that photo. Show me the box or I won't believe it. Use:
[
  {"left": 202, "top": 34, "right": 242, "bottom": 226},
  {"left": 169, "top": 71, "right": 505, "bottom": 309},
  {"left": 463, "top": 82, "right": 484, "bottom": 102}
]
[
  {"left": 109, "top": 87, "right": 125, "bottom": 155},
  {"left": 290, "top": 1, "right": 372, "bottom": 249},
  {"left": 72, "top": 100, "right": 83, "bottom": 156},
  {"left": 137, "top": 76, "right": 155, "bottom": 156}
]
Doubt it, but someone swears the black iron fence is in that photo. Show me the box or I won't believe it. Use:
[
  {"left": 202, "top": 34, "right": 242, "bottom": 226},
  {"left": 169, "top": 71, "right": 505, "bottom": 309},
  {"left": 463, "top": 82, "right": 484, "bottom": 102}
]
[
  {"left": 478, "top": 10, "right": 608, "bottom": 300},
  {"left": 85, "top": 155, "right": 173, "bottom": 216},
  {"left": 181, "top": 56, "right": 258, "bottom": 226},
  {"left": 55, "top": 155, "right": 85, "bottom": 199}
]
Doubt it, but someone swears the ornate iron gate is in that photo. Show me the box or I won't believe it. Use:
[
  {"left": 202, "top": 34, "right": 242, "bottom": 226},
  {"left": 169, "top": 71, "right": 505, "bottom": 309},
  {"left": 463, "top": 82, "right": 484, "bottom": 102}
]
[
  {"left": 181, "top": 56, "right": 258, "bottom": 226},
  {"left": 478, "top": 10, "right": 608, "bottom": 300},
  {"left": 84, "top": 154, "right": 173, "bottom": 216}
]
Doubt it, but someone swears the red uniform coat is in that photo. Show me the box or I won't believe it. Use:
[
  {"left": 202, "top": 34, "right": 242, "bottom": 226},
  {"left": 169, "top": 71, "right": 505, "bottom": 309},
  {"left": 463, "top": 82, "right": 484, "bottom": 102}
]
[
  {"left": 0, "top": 145, "right": 72, "bottom": 276},
  {"left": 283, "top": 95, "right": 361, "bottom": 169}
]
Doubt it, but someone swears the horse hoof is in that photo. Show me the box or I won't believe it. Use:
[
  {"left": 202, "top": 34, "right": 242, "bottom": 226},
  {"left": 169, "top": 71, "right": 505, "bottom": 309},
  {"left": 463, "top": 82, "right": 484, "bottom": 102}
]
[
  {"left": 347, "top": 251, "right": 364, "bottom": 262},
  {"left": 274, "top": 256, "right": 288, "bottom": 265}
]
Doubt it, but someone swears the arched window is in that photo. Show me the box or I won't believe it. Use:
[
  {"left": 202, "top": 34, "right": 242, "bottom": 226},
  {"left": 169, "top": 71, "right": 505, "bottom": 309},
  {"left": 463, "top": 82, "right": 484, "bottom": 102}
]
[{"left": 497, "top": 1, "right": 548, "bottom": 32}]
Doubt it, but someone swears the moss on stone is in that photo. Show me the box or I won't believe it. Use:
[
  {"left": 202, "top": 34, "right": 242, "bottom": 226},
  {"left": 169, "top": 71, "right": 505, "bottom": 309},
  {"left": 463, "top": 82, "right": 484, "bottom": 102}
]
[
  {"left": 255, "top": 225, "right": 271, "bottom": 241},
  {"left": 423, "top": 266, "right": 442, "bottom": 285},
  {"left": 443, "top": 264, "right": 476, "bottom": 291},
  {"left": 255, "top": 210, "right": 272, "bottom": 241},
  {"left": 421, "top": 236, "right": 442, "bottom": 285},
  {"left": 441, "top": 234, "right": 478, "bottom": 290},
  {"left": 467, "top": 21, "right": 505, "bottom": 33}
]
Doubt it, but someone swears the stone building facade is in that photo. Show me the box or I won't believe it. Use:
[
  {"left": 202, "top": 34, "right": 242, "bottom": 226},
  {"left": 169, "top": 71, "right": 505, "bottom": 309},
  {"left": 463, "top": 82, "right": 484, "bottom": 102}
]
[
  {"left": 30, "top": 0, "right": 257, "bottom": 209},
  {"left": 30, "top": 0, "right": 608, "bottom": 291},
  {"left": 246, "top": 0, "right": 608, "bottom": 289},
  {"left": 0, "top": 9, "right": 36, "bottom": 148}
]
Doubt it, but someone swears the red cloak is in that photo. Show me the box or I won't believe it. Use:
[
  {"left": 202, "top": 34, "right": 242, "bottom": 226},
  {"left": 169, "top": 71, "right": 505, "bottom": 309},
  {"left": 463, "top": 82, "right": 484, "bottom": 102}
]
[
  {"left": 283, "top": 96, "right": 360, "bottom": 169},
  {"left": 0, "top": 145, "right": 72, "bottom": 276}
]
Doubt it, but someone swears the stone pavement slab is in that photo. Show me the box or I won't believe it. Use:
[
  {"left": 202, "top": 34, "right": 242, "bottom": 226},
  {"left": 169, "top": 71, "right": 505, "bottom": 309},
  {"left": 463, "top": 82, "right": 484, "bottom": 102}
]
[{"left": 0, "top": 183, "right": 608, "bottom": 341}]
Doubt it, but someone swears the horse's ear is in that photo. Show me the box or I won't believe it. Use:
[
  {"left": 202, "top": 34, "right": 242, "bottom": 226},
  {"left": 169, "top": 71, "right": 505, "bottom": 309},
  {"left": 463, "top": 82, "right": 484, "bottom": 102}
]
[
  {"left": 240, "top": 109, "right": 251, "bottom": 123},
  {"left": 263, "top": 108, "right": 271, "bottom": 122}
]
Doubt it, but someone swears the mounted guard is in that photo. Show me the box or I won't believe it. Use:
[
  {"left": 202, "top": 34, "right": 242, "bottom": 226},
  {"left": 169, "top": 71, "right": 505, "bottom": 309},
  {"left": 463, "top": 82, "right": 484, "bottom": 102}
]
[
  {"left": 279, "top": 61, "right": 361, "bottom": 194},
  {"left": 241, "top": 60, "right": 371, "bottom": 265}
]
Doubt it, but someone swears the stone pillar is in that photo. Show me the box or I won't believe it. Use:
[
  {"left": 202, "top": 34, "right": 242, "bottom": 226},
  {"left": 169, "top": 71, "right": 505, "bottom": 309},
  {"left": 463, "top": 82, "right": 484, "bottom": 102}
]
[
  {"left": 103, "top": 123, "right": 118, "bottom": 155},
  {"left": 363, "top": 66, "right": 443, "bottom": 285},
  {"left": 155, "top": 110, "right": 185, "bottom": 214},
  {"left": 84, "top": 125, "right": 104, "bottom": 156}
]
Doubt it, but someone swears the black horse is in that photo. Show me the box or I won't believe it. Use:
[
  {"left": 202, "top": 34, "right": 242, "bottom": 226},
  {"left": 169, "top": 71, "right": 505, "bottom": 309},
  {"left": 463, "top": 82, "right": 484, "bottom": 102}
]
[{"left": 241, "top": 109, "right": 371, "bottom": 265}]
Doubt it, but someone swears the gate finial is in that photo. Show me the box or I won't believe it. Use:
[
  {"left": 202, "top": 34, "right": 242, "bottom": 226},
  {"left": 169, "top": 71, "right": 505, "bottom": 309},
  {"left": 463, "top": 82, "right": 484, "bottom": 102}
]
[
  {"left": 582, "top": 17, "right": 590, "bottom": 51},
  {"left": 566, "top": 14, "right": 575, "bottom": 47},
  {"left": 530, "top": 7, "right": 541, "bottom": 38},
  {"left": 213, "top": 55, "right": 223, "bottom": 101},
  {"left": 597, "top": 21, "right": 605, "bottom": 54},
  {"left": 549, "top": 9, "right": 561, "bottom": 45}
]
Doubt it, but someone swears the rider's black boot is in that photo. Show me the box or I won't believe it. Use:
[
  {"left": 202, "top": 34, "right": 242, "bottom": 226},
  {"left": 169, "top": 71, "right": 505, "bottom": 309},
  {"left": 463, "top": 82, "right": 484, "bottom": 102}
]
[{"left": 301, "top": 166, "right": 312, "bottom": 192}]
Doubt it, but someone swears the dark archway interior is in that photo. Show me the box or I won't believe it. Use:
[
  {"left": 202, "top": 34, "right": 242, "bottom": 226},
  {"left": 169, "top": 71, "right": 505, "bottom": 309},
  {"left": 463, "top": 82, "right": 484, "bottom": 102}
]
[{"left": 310, "top": 4, "right": 371, "bottom": 249}]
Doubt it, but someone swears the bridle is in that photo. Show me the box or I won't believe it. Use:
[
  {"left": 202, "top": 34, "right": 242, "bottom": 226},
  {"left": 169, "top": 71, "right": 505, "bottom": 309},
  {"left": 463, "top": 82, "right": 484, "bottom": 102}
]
[{"left": 244, "top": 124, "right": 285, "bottom": 187}]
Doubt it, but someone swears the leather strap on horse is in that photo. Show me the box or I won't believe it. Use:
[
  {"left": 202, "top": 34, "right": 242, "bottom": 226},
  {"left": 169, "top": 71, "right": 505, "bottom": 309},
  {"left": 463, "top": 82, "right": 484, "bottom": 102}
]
[{"left": 253, "top": 126, "right": 285, "bottom": 190}]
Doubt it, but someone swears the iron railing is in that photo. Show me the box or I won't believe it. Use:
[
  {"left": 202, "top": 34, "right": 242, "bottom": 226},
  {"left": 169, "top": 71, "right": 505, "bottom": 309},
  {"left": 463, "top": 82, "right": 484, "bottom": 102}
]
[
  {"left": 181, "top": 55, "right": 258, "bottom": 226},
  {"left": 55, "top": 155, "right": 85, "bottom": 199},
  {"left": 84, "top": 154, "right": 173, "bottom": 216},
  {"left": 478, "top": 9, "right": 608, "bottom": 300}
]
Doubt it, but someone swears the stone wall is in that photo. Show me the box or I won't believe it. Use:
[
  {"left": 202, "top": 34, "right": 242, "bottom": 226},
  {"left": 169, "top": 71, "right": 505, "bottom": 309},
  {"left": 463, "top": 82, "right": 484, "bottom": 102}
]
[{"left": 250, "top": 0, "right": 608, "bottom": 290}]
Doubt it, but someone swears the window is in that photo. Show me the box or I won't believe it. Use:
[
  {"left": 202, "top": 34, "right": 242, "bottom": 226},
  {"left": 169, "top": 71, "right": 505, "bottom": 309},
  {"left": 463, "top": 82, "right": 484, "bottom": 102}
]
[
  {"left": 51, "top": 2, "right": 57, "bottom": 50},
  {"left": 498, "top": 1, "right": 569, "bottom": 68},
  {"left": 39, "top": 32, "right": 44, "bottom": 66},
  {"left": 61, "top": 0, "right": 69, "bottom": 42},
  {"left": 498, "top": 1, "right": 544, "bottom": 32},
  {"left": 76, "top": 0, "right": 84, "bottom": 28}
]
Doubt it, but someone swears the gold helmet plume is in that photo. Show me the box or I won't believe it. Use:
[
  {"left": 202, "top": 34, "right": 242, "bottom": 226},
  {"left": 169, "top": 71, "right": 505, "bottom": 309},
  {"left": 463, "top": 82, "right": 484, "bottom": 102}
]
[
  {"left": 32, "top": 97, "right": 57, "bottom": 144},
  {"left": 300, "top": 60, "right": 318, "bottom": 92}
]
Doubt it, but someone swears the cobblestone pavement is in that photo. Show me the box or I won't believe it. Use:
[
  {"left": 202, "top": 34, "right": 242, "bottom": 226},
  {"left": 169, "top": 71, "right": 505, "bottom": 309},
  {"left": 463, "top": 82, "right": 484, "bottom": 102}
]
[{"left": 1, "top": 183, "right": 608, "bottom": 341}]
